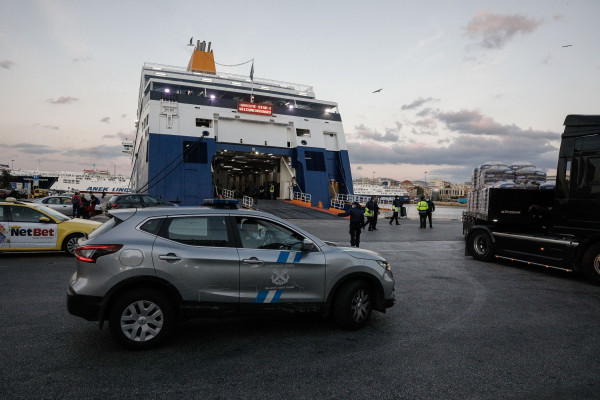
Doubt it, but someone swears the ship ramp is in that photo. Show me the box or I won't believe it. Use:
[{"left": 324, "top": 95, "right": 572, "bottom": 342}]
[{"left": 252, "top": 199, "right": 340, "bottom": 220}]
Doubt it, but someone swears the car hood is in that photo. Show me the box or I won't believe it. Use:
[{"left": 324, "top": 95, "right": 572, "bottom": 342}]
[
  {"left": 62, "top": 218, "right": 103, "bottom": 231},
  {"left": 338, "top": 247, "right": 385, "bottom": 261}
]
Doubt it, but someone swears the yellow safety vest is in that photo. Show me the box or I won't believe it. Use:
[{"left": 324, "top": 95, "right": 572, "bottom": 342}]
[
  {"left": 417, "top": 201, "right": 429, "bottom": 211},
  {"left": 270, "top": 185, "right": 274, "bottom": 193},
  {"left": 365, "top": 207, "right": 374, "bottom": 217}
]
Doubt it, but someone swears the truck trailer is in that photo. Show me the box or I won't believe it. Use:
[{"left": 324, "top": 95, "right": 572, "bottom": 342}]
[{"left": 463, "top": 115, "right": 600, "bottom": 284}]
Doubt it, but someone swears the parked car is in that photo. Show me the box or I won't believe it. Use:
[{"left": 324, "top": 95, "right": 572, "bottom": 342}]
[
  {"left": 68, "top": 205, "right": 396, "bottom": 349},
  {"left": 0, "top": 198, "right": 102, "bottom": 256},
  {"left": 33, "top": 195, "right": 102, "bottom": 216},
  {"left": 104, "top": 194, "right": 176, "bottom": 214}
]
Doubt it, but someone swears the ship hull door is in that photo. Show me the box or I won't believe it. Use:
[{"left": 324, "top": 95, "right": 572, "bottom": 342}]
[{"left": 212, "top": 149, "right": 294, "bottom": 200}]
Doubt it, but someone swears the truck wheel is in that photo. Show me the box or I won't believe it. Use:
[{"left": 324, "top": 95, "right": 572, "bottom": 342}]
[
  {"left": 467, "top": 229, "right": 495, "bottom": 262},
  {"left": 582, "top": 243, "right": 600, "bottom": 285},
  {"left": 334, "top": 280, "right": 373, "bottom": 330},
  {"left": 109, "top": 289, "right": 174, "bottom": 350},
  {"left": 62, "top": 233, "right": 83, "bottom": 256}
]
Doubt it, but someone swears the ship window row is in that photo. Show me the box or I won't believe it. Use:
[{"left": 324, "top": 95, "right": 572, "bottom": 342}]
[
  {"left": 146, "top": 82, "right": 340, "bottom": 121},
  {"left": 296, "top": 128, "right": 310, "bottom": 138}
]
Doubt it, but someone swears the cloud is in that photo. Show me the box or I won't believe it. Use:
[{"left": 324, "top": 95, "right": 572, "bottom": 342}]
[
  {"left": 401, "top": 97, "right": 437, "bottom": 110},
  {"left": 464, "top": 10, "right": 543, "bottom": 49},
  {"left": 354, "top": 124, "right": 399, "bottom": 142},
  {"left": 1, "top": 60, "right": 15, "bottom": 69},
  {"left": 47, "top": 96, "right": 79, "bottom": 104},
  {"left": 102, "top": 134, "right": 115, "bottom": 139},
  {"left": 437, "top": 109, "right": 557, "bottom": 139},
  {"left": 66, "top": 145, "right": 129, "bottom": 160},
  {"left": 72, "top": 55, "right": 92, "bottom": 63},
  {"left": 7, "top": 143, "right": 60, "bottom": 154},
  {"left": 356, "top": 166, "right": 362, "bottom": 170},
  {"left": 347, "top": 133, "right": 558, "bottom": 171},
  {"left": 100, "top": 117, "right": 111, "bottom": 123},
  {"left": 41, "top": 125, "right": 59, "bottom": 130}
]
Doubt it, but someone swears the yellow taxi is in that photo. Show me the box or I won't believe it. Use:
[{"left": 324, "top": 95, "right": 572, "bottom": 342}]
[{"left": 0, "top": 198, "right": 102, "bottom": 256}]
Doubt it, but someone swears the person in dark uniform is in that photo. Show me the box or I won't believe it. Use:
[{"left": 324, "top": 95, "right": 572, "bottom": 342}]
[
  {"left": 389, "top": 195, "right": 402, "bottom": 225},
  {"left": 338, "top": 201, "right": 365, "bottom": 247},
  {"left": 426, "top": 196, "right": 435, "bottom": 228}
]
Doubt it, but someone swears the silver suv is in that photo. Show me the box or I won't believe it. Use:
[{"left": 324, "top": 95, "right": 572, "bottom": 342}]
[{"left": 67, "top": 206, "right": 395, "bottom": 349}]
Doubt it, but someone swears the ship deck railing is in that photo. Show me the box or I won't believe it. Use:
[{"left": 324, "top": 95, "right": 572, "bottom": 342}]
[
  {"left": 144, "top": 62, "right": 315, "bottom": 97},
  {"left": 293, "top": 192, "right": 311, "bottom": 204}
]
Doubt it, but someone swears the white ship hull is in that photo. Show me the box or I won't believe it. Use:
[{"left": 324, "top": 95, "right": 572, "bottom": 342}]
[{"left": 50, "top": 170, "right": 131, "bottom": 194}]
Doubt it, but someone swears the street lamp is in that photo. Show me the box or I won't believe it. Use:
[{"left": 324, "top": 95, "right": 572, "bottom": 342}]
[
  {"left": 11, "top": 160, "right": 14, "bottom": 170},
  {"left": 424, "top": 171, "right": 427, "bottom": 183}
]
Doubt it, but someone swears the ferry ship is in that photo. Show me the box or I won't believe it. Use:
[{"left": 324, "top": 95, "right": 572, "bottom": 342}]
[
  {"left": 50, "top": 169, "right": 131, "bottom": 194},
  {"left": 353, "top": 182, "right": 410, "bottom": 201},
  {"left": 129, "top": 40, "right": 353, "bottom": 206},
  {"left": 4, "top": 167, "right": 130, "bottom": 194}
]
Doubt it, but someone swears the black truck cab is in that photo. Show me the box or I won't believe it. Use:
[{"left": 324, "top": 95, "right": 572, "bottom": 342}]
[{"left": 464, "top": 115, "right": 600, "bottom": 284}]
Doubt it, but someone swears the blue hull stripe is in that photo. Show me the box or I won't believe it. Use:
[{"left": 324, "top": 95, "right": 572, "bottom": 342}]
[
  {"left": 272, "top": 290, "right": 282, "bottom": 303},
  {"left": 293, "top": 252, "right": 302, "bottom": 262}
]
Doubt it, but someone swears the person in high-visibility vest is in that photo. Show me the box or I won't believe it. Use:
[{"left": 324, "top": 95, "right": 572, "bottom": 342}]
[
  {"left": 389, "top": 195, "right": 403, "bottom": 226},
  {"left": 363, "top": 196, "right": 379, "bottom": 231},
  {"left": 269, "top": 183, "right": 275, "bottom": 199},
  {"left": 416, "top": 195, "right": 429, "bottom": 228}
]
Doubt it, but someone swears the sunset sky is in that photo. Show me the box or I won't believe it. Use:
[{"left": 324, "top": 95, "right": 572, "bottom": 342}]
[{"left": 1, "top": 0, "right": 598, "bottom": 183}]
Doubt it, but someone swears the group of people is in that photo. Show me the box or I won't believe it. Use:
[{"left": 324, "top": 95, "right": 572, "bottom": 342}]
[
  {"left": 416, "top": 195, "right": 435, "bottom": 228},
  {"left": 338, "top": 194, "right": 436, "bottom": 247},
  {"left": 71, "top": 192, "right": 100, "bottom": 219},
  {"left": 252, "top": 183, "right": 276, "bottom": 203}
]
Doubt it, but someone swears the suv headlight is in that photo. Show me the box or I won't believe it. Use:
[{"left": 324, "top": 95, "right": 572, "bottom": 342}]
[{"left": 376, "top": 260, "right": 391, "bottom": 271}]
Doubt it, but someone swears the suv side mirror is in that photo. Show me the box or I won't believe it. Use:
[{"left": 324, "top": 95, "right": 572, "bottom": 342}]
[
  {"left": 39, "top": 217, "right": 52, "bottom": 223},
  {"left": 302, "top": 238, "right": 314, "bottom": 252}
]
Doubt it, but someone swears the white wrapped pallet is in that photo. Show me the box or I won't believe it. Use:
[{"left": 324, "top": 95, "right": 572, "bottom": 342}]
[{"left": 509, "top": 161, "right": 535, "bottom": 171}]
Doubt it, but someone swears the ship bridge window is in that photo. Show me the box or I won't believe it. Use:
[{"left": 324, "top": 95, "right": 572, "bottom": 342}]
[
  {"left": 196, "top": 118, "right": 212, "bottom": 128},
  {"left": 183, "top": 141, "right": 208, "bottom": 164},
  {"left": 296, "top": 128, "right": 311, "bottom": 137}
]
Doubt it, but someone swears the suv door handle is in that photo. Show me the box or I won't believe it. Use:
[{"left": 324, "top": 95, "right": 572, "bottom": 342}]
[
  {"left": 243, "top": 257, "right": 264, "bottom": 267},
  {"left": 158, "top": 253, "right": 182, "bottom": 262}
]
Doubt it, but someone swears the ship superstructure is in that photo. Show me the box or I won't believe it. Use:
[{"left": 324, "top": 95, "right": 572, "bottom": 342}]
[{"left": 129, "top": 40, "right": 353, "bottom": 206}]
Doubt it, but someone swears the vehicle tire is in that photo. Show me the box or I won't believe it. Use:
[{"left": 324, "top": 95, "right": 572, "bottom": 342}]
[
  {"left": 109, "top": 289, "right": 174, "bottom": 350},
  {"left": 582, "top": 243, "right": 600, "bottom": 285},
  {"left": 62, "top": 233, "right": 83, "bottom": 256},
  {"left": 467, "top": 229, "right": 495, "bottom": 262},
  {"left": 334, "top": 280, "right": 373, "bottom": 330}
]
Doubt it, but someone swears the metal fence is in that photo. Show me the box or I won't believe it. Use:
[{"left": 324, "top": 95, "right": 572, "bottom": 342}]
[
  {"left": 242, "top": 195, "right": 254, "bottom": 209},
  {"left": 293, "top": 192, "right": 311, "bottom": 203}
]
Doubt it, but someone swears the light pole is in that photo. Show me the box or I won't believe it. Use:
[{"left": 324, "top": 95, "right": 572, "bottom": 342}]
[
  {"left": 424, "top": 171, "right": 427, "bottom": 183},
  {"left": 11, "top": 160, "right": 14, "bottom": 170},
  {"left": 372, "top": 171, "right": 375, "bottom": 183}
]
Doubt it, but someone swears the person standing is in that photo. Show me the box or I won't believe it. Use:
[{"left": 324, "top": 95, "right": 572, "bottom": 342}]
[
  {"left": 89, "top": 194, "right": 99, "bottom": 217},
  {"left": 372, "top": 197, "right": 380, "bottom": 230},
  {"left": 389, "top": 195, "right": 402, "bottom": 225},
  {"left": 338, "top": 201, "right": 365, "bottom": 247},
  {"left": 416, "top": 195, "right": 429, "bottom": 229},
  {"left": 426, "top": 196, "right": 435, "bottom": 228},
  {"left": 364, "top": 196, "right": 378, "bottom": 231},
  {"left": 269, "top": 183, "right": 275, "bottom": 199},
  {"left": 71, "top": 192, "right": 82, "bottom": 218}
]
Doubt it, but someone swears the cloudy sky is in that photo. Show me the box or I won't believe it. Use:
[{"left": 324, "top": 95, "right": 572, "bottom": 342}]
[{"left": 1, "top": 0, "right": 598, "bottom": 183}]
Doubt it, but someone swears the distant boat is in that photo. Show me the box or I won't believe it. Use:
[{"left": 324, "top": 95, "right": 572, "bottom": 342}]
[
  {"left": 353, "top": 182, "right": 410, "bottom": 201},
  {"left": 50, "top": 169, "right": 131, "bottom": 194}
]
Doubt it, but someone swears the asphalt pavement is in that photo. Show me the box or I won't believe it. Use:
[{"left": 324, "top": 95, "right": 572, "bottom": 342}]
[{"left": 1, "top": 210, "right": 599, "bottom": 399}]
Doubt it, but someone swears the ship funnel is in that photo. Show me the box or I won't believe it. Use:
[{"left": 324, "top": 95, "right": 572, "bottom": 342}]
[{"left": 187, "top": 39, "right": 216, "bottom": 74}]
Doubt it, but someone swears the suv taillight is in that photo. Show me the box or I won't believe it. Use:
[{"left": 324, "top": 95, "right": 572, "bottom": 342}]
[{"left": 74, "top": 245, "right": 123, "bottom": 263}]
